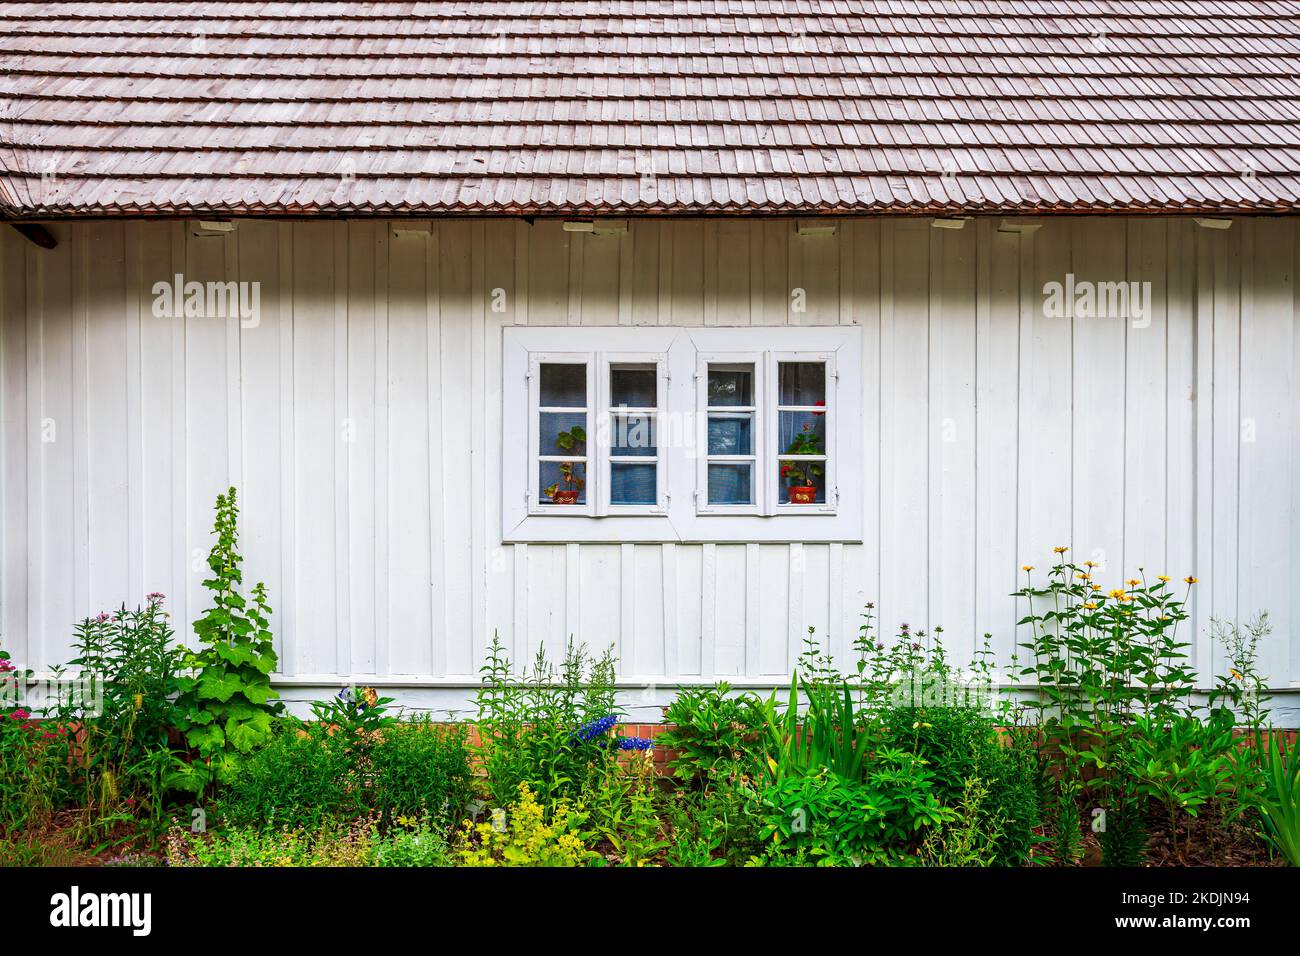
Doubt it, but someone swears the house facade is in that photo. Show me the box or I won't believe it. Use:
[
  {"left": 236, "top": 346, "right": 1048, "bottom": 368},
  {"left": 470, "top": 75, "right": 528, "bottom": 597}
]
[{"left": 2, "top": 4, "right": 1299, "bottom": 722}]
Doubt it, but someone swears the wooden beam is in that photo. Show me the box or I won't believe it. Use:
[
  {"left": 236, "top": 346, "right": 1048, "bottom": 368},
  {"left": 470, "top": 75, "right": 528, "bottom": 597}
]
[{"left": 9, "top": 223, "right": 57, "bottom": 249}]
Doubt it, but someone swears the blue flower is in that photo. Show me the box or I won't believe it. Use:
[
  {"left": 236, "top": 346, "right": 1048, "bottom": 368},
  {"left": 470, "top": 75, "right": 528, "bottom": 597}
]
[
  {"left": 571, "top": 713, "right": 618, "bottom": 744},
  {"left": 617, "top": 736, "right": 653, "bottom": 752}
]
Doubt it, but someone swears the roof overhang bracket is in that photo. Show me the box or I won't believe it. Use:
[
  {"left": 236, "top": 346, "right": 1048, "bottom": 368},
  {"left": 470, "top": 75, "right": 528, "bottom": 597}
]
[{"left": 9, "top": 223, "right": 57, "bottom": 249}]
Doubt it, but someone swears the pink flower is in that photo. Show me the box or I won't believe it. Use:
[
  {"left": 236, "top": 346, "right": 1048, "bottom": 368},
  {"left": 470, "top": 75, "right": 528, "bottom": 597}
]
[
  {"left": 9, "top": 708, "right": 30, "bottom": 721},
  {"left": 0, "top": 659, "right": 14, "bottom": 673},
  {"left": 95, "top": 612, "right": 111, "bottom": 624},
  {"left": 146, "top": 592, "right": 165, "bottom": 604}
]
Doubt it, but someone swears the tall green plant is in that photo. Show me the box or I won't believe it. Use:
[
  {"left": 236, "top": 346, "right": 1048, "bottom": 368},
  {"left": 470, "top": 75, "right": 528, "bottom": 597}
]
[
  {"left": 172, "top": 487, "right": 282, "bottom": 793},
  {"left": 1251, "top": 737, "right": 1300, "bottom": 866}
]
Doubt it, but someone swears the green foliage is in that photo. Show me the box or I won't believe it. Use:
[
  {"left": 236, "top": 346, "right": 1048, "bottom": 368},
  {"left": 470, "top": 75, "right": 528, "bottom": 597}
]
[
  {"left": 173, "top": 488, "right": 283, "bottom": 793},
  {"left": 218, "top": 715, "right": 473, "bottom": 832},
  {"left": 542, "top": 426, "right": 586, "bottom": 500},
  {"left": 472, "top": 632, "right": 618, "bottom": 807},
  {"left": 1015, "top": 555, "right": 1200, "bottom": 863},
  {"left": 662, "top": 777, "right": 764, "bottom": 867},
  {"left": 780, "top": 428, "right": 823, "bottom": 486},
  {"left": 367, "top": 720, "right": 474, "bottom": 829},
  {"left": 755, "top": 752, "right": 952, "bottom": 865},
  {"left": 760, "top": 673, "right": 872, "bottom": 782},
  {"left": 1249, "top": 737, "right": 1300, "bottom": 866},
  {"left": 879, "top": 707, "right": 1040, "bottom": 866},
  {"left": 576, "top": 754, "right": 666, "bottom": 865},
  {"left": 455, "top": 783, "right": 595, "bottom": 867},
  {"left": 167, "top": 818, "right": 378, "bottom": 867},
  {"left": 919, "top": 777, "right": 1007, "bottom": 867},
  {"left": 217, "top": 721, "right": 357, "bottom": 829},
  {"left": 43, "top": 598, "right": 184, "bottom": 835},
  {"left": 0, "top": 655, "right": 71, "bottom": 836},
  {"left": 658, "top": 683, "right": 768, "bottom": 784},
  {"left": 372, "top": 818, "right": 453, "bottom": 867}
]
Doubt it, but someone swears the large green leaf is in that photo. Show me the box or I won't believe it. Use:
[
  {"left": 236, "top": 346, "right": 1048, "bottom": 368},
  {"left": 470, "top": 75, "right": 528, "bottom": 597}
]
[
  {"left": 225, "top": 710, "right": 274, "bottom": 753},
  {"left": 196, "top": 669, "right": 244, "bottom": 703}
]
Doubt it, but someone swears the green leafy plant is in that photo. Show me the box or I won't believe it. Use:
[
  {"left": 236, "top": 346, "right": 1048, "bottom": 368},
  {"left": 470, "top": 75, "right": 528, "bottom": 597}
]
[
  {"left": 779, "top": 427, "right": 823, "bottom": 487},
  {"left": 1249, "top": 737, "right": 1300, "bottom": 866},
  {"left": 577, "top": 753, "right": 666, "bottom": 865},
  {"left": 760, "top": 672, "right": 873, "bottom": 783},
  {"left": 455, "top": 783, "right": 595, "bottom": 867},
  {"left": 166, "top": 818, "right": 377, "bottom": 867},
  {"left": 172, "top": 488, "right": 283, "bottom": 794},
  {"left": 43, "top": 597, "right": 184, "bottom": 837},
  {"left": 658, "top": 683, "right": 768, "bottom": 785},
  {"left": 472, "top": 632, "right": 618, "bottom": 807},
  {"left": 372, "top": 817, "right": 452, "bottom": 867},
  {"left": 1, "top": 645, "right": 71, "bottom": 837},
  {"left": 1015, "top": 553, "right": 1199, "bottom": 864},
  {"left": 919, "top": 777, "right": 1007, "bottom": 867},
  {"left": 543, "top": 426, "right": 586, "bottom": 502},
  {"left": 366, "top": 720, "right": 474, "bottom": 829}
]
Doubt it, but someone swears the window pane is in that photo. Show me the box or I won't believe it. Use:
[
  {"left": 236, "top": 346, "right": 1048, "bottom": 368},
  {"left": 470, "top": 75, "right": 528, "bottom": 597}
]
[
  {"left": 611, "top": 463, "right": 656, "bottom": 505},
  {"left": 540, "top": 363, "right": 586, "bottom": 407},
  {"left": 779, "top": 361, "right": 826, "bottom": 407},
  {"left": 540, "top": 412, "right": 587, "bottom": 455},
  {"left": 779, "top": 410, "right": 826, "bottom": 455},
  {"left": 707, "top": 414, "right": 753, "bottom": 456},
  {"left": 540, "top": 461, "right": 586, "bottom": 504},
  {"left": 610, "top": 365, "right": 657, "bottom": 409},
  {"left": 707, "top": 365, "right": 753, "bottom": 406},
  {"left": 779, "top": 459, "right": 827, "bottom": 504},
  {"left": 612, "top": 413, "right": 656, "bottom": 456},
  {"left": 707, "top": 463, "right": 753, "bottom": 505}
]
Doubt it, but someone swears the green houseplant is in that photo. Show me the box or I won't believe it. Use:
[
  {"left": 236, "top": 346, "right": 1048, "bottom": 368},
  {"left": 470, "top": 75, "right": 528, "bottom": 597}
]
[
  {"left": 780, "top": 427, "right": 823, "bottom": 504},
  {"left": 544, "top": 425, "right": 586, "bottom": 504}
]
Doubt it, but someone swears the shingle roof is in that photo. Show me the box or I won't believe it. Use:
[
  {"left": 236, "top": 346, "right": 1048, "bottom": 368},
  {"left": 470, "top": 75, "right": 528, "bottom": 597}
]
[{"left": 2, "top": 1, "right": 1299, "bottom": 218}]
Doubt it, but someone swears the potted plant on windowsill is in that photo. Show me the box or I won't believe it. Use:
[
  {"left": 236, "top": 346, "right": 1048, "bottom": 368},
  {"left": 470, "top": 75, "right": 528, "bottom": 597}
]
[
  {"left": 544, "top": 425, "right": 586, "bottom": 504},
  {"left": 781, "top": 428, "right": 823, "bottom": 505}
]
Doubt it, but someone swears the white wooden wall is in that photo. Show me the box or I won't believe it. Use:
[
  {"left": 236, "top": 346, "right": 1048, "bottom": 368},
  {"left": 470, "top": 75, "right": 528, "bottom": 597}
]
[{"left": 1, "top": 216, "right": 1297, "bottom": 719}]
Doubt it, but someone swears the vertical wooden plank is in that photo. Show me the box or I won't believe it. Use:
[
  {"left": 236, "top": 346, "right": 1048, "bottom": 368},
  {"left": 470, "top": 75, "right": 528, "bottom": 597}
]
[
  {"left": 744, "top": 542, "right": 760, "bottom": 674},
  {"left": 333, "top": 223, "right": 352, "bottom": 677},
  {"left": 83, "top": 223, "right": 131, "bottom": 614},
  {"left": 631, "top": 220, "right": 660, "bottom": 326},
  {"left": 71, "top": 224, "right": 90, "bottom": 629},
  {"left": 715, "top": 220, "right": 750, "bottom": 326},
  {"left": 511, "top": 542, "right": 528, "bottom": 668},
  {"left": 290, "top": 222, "right": 337, "bottom": 676},
  {"left": 373, "top": 224, "right": 391, "bottom": 676},
  {"left": 385, "top": 228, "right": 433, "bottom": 676},
  {"left": 0, "top": 228, "right": 29, "bottom": 663},
  {"left": 1193, "top": 224, "right": 1216, "bottom": 680},
  {"left": 1070, "top": 218, "right": 1127, "bottom": 582},
  {"left": 661, "top": 542, "right": 679, "bottom": 678},
  {"left": 123, "top": 223, "right": 144, "bottom": 603},
  {"left": 975, "top": 220, "right": 1024, "bottom": 658},
  {"left": 483, "top": 221, "right": 516, "bottom": 664},
  {"left": 931, "top": 223, "right": 977, "bottom": 653},
  {"left": 1238, "top": 218, "right": 1292, "bottom": 681},
  {"left": 618, "top": 542, "right": 635, "bottom": 670},
  {"left": 345, "top": 221, "right": 377, "bottom": 674},
  {"left": 880, "top": 219, "right": 929, "bottom": 634},
  {"left": 1124, "top": 219, "right": 1170, "bottom": 584},
  {"left": 565, "top": 541, "right": 581, "bottom": 645},
  {"left": 671, "top": 221, "right": 703, "bottom": 326},
  {"left": 699, "top": 542, "right": 717, "bottom": 676}
]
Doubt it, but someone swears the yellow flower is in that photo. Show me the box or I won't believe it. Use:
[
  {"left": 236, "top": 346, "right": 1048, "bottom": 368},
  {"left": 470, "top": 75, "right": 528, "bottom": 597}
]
[
  {"left": 1108, "top": 589, "right": 1130, "bottom": 602},
  {"left": 1084, "top": 561, "right": 1097, "bottom": 568},
  {"left": 1230, "top": 668, "right": 1244, "bottom": 682},
  {"left": 1084, "top": 602, "right": 1098, "bottom": 610},
  {"left": 1053, "top": 546, "right": 1069, "bottom": 554},
  {"left": 1076, "top": 572, "right": 1091, "bottom": 581},
  {"left": 1091, "top": 584, "right": 1101, "bottom": 591},
  {"left": 1022, "top": 565, "right": 1034, "bottom": 572},
  {"left": 1184, "top": 576, "right": 1198, "bottom": 585},
  {"left": 1157, "top": 575, "right": 1171, "bottom": 583},
  {"left": 1127, "top": 578, "right": 1141, "bottom": 587}
]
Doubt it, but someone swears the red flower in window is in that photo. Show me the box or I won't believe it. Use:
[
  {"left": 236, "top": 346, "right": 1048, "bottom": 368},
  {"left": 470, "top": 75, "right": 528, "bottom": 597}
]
[{"left": 812, "top": 399, "right": 826, "bottom": 416}]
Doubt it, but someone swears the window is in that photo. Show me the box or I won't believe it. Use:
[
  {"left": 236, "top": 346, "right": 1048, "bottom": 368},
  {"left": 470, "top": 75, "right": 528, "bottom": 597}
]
[{"left": 503, "top": 327, "right": 861, "bottom": 543}]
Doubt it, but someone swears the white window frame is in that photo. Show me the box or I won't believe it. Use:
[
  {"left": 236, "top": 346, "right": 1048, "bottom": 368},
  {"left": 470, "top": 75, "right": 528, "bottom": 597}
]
[
  {"left": 599, "top": 352, "right": 670, "bottom": 516},
  {"left": 769, "top": 350, "right": 837, "bottom": 516},
  {"left": 696, "top": 352, "right": 764, "bottom": 515},
  {"left": 528, "top": 352, "right": 596, "bottom": 516},
  {"left": 503, "top": 326, "right": 862, "bottom": 543}
]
